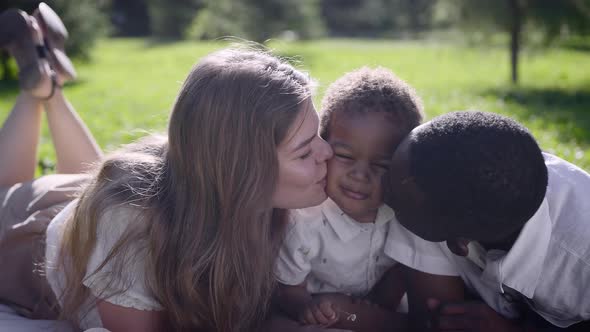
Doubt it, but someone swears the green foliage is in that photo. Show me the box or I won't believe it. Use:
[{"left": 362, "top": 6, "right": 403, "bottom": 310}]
[
  {"left": 109, "top": 0, "right": 151, "bottom": 36},
  {"left": 281, "top": 0, "right": 325, "bottom": 40},
  {"left": 1, "top": 38, "right": 589, "bottom": 171},
  {"left": 47, "top": 0, "right": 109, "bottom": 58},
  {"left": 436, "top": 0, "right": 590, "bottom": 83},
  {"left": 188, "top": 0, "right": 324, "bottom": 42},
  {"left": 321, "top": 0, "right": 392, "bottom": 36},
  {"left": 394, "top": 0, "right": 437, "bottom": 33},
  {"left": 1, "top": 51, "right": 17, "bottom": 81},
  {"left": 186, "top": 0, "right": 251, "bottom": 40},
  {"left": 0, "top": 0, "right": 108, "bottom": 58},
  {"left": 440, "top": 0, "right": 590, "bottom": 41},
  {"left": 527, "top": 0, "right": 590, "bottom": 40},
  {"left": 320, "top": 0, "right": 436, "bottom": 37},
  {"left": 147, "top": 0, "right": 202, "bottom": 39}
]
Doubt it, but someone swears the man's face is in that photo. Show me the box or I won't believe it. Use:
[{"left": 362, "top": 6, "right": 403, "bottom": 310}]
[
  {"left": 384, "top": 135, "right": 456, "bottom": 243},
  {"left": 385, "top": 127, "right": 527, "bottom": 254},
  {"left": 386, "top": 141, "right": 476, "bottom": 258},
  {"left": 384, "top": 135, "right": 510, "bottom": 257}
]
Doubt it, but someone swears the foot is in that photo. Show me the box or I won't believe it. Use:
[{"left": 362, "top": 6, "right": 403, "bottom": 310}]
[
  {"left": 34, "top": 2, "right": 77, "bottom": 84},
  {"left": 0, "top": 9, "right": 54, "bottom": 97},
  {"left": 26, "top": 60, "right": 55, "bottom": 100},
  {"left": 23, "top": 17, "right": 55, "bottom": 99}
]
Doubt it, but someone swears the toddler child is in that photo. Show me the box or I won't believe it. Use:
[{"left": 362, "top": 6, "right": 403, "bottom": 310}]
[{"left": 274, "top": 67, "right": 423, "bottom": 332}]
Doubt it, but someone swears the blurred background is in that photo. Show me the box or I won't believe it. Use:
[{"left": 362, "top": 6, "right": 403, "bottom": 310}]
[{"left": 1, "top": 0, "right": 589, "bottom": 172}]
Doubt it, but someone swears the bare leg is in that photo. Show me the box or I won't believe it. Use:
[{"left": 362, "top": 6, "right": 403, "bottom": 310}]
[
  {"left": 0, "top": 93, "right": 44, "bottom": 186},
  {"left": 0, "top": 13, "right": 51, "bottom": 186},
  {"left": 44, "top": 88, "right": 103, "bottom": 174},
  {"left": 0, "top": 10, "right": 100, "bottom": 183}
]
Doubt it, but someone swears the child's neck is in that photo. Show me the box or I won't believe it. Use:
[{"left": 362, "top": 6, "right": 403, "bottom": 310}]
[
  {"left": 329, "top": 198, "right": 379, "bottom": 223},
  {"left": 350, "top": 209, "right": 378, "bottom": 224}
]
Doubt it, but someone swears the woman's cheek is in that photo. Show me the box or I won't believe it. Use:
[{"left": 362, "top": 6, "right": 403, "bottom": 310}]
[{"left": 297, "top": 159, "right": 318, "bottom": 186}]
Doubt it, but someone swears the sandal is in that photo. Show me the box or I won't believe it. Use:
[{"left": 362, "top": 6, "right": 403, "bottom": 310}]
[
  {"left": 0, "top": 9, "right": 47, "bottom": 91},
  {"left": 33, "top": 2, "right": 77, "bottom": 83}
]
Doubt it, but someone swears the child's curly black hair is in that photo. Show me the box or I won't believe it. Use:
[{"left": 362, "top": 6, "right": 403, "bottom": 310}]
[{"left": 320, "top": 66, "right": 424, "bottom": 139}]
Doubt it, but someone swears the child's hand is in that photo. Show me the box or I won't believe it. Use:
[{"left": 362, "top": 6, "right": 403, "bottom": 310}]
[{"left": 298, "top": 298, "right": 339, "bottom": 327}]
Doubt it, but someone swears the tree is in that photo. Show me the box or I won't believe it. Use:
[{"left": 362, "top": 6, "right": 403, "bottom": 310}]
[
  {"left": 47, "top": 0, "right": 109, "bottom": 58},
  {"left": 188, "top": 0, "right": 324, "bottom": 42},
  {"left": 147, "top": 0, "right": 202, "bottom": 39},
  {"left": 446, "top": 0, "right": 590, "bottom": 84},
  {"left": 320, "top": 0, "right": 437, "bottom": 38},
  {"left": 321, "top": 0, "right": 391, "bottom": 37},
  {"left": 110, "top": 0, "right": 151, "bottom": 37}
]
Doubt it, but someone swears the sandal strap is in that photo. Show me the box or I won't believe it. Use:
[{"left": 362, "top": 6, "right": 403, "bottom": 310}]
[
  {"left": 43, "top": 36, "right": 52, "bottom": 50},
  {"left": 41, "top": 71, "right": 60, "bottom": 100},
  {"left": 36, "top": 44, "right": 47, "bottom": 59}
]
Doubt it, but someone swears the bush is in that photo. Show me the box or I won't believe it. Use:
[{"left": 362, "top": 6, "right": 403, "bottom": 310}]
[
  {"left": 110, "top": 0, "right": 151, "bottom": 37},
  {"left": 47, "top": 0, "right": 109, "bottom": 58},
  {"left": 186, "top": 1, "right": 249, "bottom": 40},
  {"left": 147, "top": 0, "right": 201, "bottom": 39},
  {"left": 188, "top": 0, "right": 324, "bottom": 42}
]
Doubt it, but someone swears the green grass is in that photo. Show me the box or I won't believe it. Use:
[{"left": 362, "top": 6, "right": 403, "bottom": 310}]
[{"left": 1, "top": 38, "right": 589, "bottom": 171}]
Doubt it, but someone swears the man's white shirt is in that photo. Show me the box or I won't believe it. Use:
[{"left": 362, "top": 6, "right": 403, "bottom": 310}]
[{"left": 385, "top": 153, "right": 590, "bottom": 327}]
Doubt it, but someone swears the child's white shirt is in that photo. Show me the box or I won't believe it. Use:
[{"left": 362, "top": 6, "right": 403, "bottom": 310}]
[
  {"left": 385, "top": 153, "right": 590, "bottom": 328},
  {"left": 275, "top": 198, "right": 397, "bottom": 296}
]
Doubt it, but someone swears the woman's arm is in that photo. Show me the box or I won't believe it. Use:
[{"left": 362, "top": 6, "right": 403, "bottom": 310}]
[{"left": 97, "top": 300, "right": 168, "bottom": 332}]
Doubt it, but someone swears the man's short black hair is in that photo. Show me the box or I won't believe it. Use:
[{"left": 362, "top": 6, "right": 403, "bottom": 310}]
[
  {"left": 320, "top": 67, "right": 423, "bottom": 139},
  {"left": 409, "top": 111, "right": 548, "bottom": 237}
]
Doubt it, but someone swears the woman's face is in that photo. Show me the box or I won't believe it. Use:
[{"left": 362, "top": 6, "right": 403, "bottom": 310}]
[{"left": 273, "top": 103, "right": 333, "bottom": 209}]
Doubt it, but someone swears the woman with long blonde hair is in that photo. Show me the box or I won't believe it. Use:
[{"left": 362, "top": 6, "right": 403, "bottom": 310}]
[{"left": 0, "top": 4, "right": 333, "bottom": 331}]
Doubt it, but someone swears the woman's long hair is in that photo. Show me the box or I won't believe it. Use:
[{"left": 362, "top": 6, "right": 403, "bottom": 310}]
[{"left": 58, "top": 48, "right": 315, "bottom": 331}]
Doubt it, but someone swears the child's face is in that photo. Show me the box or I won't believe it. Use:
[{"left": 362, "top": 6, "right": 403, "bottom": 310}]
[{"left": 325, "top": 112, "right": 406, "bottom": 223}]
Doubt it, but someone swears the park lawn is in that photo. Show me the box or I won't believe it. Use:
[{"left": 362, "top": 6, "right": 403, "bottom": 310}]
[{"left": 1, "top": 38, "right": 589, "bottom": 171}]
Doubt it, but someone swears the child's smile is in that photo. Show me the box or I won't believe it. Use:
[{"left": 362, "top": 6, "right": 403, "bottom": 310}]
[
  {"left": 340, "top": 184, "right": 370, "bottom": 200},
  {"left": 325, "top": 111, "right": 406, "bottom": 223}
]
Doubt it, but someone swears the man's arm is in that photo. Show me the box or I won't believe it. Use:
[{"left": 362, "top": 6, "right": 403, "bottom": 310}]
[{"left": 367, "top": 263, "right": 408, "bottom": 310}]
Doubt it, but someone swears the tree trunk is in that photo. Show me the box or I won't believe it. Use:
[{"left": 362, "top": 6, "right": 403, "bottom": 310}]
[{"left": 509, "top": 0, "right": 523, "bottom": 84}]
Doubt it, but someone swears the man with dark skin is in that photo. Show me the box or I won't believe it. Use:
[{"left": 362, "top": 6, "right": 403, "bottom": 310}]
[{"left": 383, "top": 111, "right": 590, "bottom": 331}]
